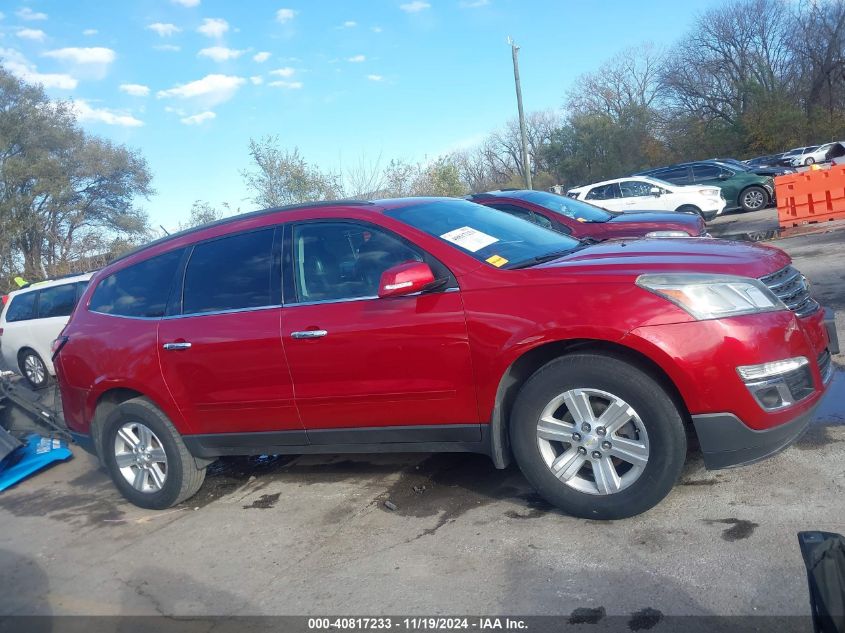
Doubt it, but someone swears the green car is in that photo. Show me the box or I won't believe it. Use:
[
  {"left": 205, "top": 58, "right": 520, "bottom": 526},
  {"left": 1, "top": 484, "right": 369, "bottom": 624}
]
[{"left": 635, "top": 160, "right": 775, "bottom": 212}]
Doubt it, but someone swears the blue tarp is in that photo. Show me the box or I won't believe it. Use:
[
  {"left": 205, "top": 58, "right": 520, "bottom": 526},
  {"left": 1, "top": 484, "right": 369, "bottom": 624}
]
[{"left": 0, "top": 434, "right": 72, "bottom": 492}]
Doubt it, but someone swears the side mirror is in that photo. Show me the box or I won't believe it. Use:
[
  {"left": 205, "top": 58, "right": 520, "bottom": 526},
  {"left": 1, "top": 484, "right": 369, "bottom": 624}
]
[
  {"left": 718, "top": 173, "right": 730, "bottom": 180},
  {"left": 378, "top": 261, "right": 435, "bottom": 298},
  {"left": 649, "top": 187, "right": 662, "bottom": 196}
]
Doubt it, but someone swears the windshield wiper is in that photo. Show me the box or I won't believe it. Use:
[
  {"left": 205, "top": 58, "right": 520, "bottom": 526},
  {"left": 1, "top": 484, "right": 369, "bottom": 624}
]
[{"left": 504, "top": 248, "right": 579, "bottom": 270}]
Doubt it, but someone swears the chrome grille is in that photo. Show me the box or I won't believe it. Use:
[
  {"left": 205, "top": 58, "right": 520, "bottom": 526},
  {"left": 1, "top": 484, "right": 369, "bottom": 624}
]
[{"left": 759, "top": 265, "right": 819, "bottom": 318}]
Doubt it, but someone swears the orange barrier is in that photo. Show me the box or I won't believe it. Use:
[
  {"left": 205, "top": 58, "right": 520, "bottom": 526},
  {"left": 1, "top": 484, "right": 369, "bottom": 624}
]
[{"left": 776, "top": 165, "right": 845, "bottom": 228}]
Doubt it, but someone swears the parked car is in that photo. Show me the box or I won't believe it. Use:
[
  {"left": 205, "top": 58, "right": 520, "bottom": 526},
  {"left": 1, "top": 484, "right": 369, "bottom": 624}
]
[
  {"left": 745, "top": 153, "right": 787, "bottom": 169},
  {"left": 566, "top": 176, "right": 726, "bottom": 221},
  {"left": 635, "top": 161, "right": 775, "bottom": 212},
  {"left": 710, "top": 157, "right": 793, "bottom": 178},
  {"left": 54, "top": 198, "right": 837, "bottom": 519},
  {"left": 0, "top": 273, "right": 92, "bottom": 388},
  {"left": 470, "top": 189, "right": 707, "bottom": 239},
  {"left": 780, "top": 143, "right": 845, "bottom": 166}
]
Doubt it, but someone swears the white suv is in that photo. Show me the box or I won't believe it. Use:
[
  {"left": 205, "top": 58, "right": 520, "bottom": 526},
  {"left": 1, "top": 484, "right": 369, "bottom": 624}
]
[
  {"left": 567, "top": 176, "right": 726, "bottom": 221},
  {"left": 0, "top": 273, "right": 92, "bottom": 388}
]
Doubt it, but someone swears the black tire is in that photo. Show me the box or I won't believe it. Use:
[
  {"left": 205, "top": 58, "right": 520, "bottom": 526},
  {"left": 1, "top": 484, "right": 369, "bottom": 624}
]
[
  {"left": 18, "top": 348, "right": 49, "bottom": 390},
  {"left": 739, "top": 185, "right": 768, "bottom": 212},
  {"left": 509, "top": 353, "right": 687, "bottom": 520},
  {"left": 675, "top": 204, "right": 703, "bottom": 218},
  {"left": 101, "top": 397, "right": 206, "bottom": 509},
  {"left": 805, "top": 157, "right": 814, "bottom": 166}
]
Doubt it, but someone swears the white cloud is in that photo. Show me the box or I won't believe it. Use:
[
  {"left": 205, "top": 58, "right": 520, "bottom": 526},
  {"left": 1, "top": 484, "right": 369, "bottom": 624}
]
[
  {"left": 73, "top": 100, "right": 143, "bottom": 127},
  {"left": 270, "top": 66, "right": 295, "bottom": 77},
  {"left": 198, "top": 46, "right": 245, "bottom": 62},
  {"left": 0, "top": 47, "right": 76, "bottom": 89},
  {"left": 342, "top": 21, "right": 357, "bottom": 27},
  {"left": 157, "top": 73, "right": 245, "bottom": 107},
  {"left": 43, "top": 46, "right": 115, "bottom": 65},
  {"left": 367, "top": 74, "right": 383, "bottom": 81},
  {"left": 172, "top": 0, "right": 200, "bottom": 6},
  {"left": 16, "top": 28, "right": 45, "bottom": 41},
  {"left": 119, "top": 83, "right": 150, "bottom": 96},
  {"left": 347, "top": 54, "right": 365, "bottom": 63},
  {"left": 459, "top": 0, "right": 489, "bottom": 6},
  {"left": 17, "top": 7, "right": 47, "bottom": 20},
  {"left": 268, "top": 80, "right": 302, "bottom": 89},
  {"left": 147, "top": 22, "right": 181, "bottom": 37},
  {"left": 399, "top": 1, "right": 431, "bottom": 12},
  {"left": 154, "top": 44, "right": 181, "bottom": 52},
  {"left": 275, "top": 8, "right": 296, "bottom": 23},
  {"left": 82, "top": 28, "right": 98, "bottom": 36},
  {"left": 253, "top": 51, "right": 271, "bottom": 63},
  {"left": 371, "top": 26, "right": 383, "bottom": 33},
  {"left": 180, "top": 111, "right": 215, "bottom": 125},
  {"left": 250, "top": 75, "right": 263, "bottom": 85},
  {"left": 197, "top": 18, "right": 229, "bottom": 38}
]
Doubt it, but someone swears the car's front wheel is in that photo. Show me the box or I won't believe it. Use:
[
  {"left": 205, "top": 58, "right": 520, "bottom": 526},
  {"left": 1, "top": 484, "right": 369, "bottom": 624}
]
[
  {"left": 102, "top": 397, "right": 206, "bottom": 509},
  {"left": 510, "top": 353, "right": 687, "bottom": 520},
  {"left": 739, "top": 186, "right": 768, "bottom": 212},
  {"left": 19, "top": 349, "right": 49, "bottom": 390}
]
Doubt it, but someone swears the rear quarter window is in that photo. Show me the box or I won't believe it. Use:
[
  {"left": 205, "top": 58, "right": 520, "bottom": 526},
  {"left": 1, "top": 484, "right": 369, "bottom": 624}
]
[
  {"left": 4, "top": 291, "right": 36, "bottom": 322},
  {"left": 90, "top": 249, "right": 184, "bottom": 318}
]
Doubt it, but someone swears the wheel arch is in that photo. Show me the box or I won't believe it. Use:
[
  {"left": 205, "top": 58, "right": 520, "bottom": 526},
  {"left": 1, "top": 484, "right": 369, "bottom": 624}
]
[{"left": 488, "top": 338, "right": 690, "bottom": 469}]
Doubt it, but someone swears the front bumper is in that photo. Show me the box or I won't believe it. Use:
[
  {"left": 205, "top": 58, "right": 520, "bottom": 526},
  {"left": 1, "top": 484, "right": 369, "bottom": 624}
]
[{"left": 693, "top": 401, "right": 819, "bottom": 469}]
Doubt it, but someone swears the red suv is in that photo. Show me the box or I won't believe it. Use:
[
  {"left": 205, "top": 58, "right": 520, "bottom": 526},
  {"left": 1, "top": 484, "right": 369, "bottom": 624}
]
[
  {"left": 470, "top": 190, "right": 706, "bottom": 240},
  {"left": 54, "top": 198, "right": 838, "bottom": 519}
]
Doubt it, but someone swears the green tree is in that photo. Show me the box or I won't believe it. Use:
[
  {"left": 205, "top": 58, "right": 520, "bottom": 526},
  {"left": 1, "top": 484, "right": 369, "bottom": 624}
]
[
  {"left": 241, "top": 136, "right": 341, "bottom": 207},
  {"left": 0, "top": 68, "right": 151, "bottom": 286}
]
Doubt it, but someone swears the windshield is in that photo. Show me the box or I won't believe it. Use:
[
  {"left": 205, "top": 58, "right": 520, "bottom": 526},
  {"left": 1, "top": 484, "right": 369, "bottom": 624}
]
[
  {"left": 505, "top": 191, "right": 613, "bottom": 222},
  {"left": 385, "top": 199, "right": 581, "bottom": 269}
]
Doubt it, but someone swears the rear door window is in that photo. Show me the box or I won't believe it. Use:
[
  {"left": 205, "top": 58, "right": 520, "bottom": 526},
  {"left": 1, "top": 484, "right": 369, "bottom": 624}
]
[
  {"left": 90, "top": 249, "right": 184, "bottom": 318},
  {"left": 181, "top": 228, "right": 276, "bottom": 315},
  {"left": 653, "top": 166, "right": 690, "bottom": 185},
  {"left": 37, "top": 283, "right": 77, "bottom": 318},
  {"left": 585, "top": 183, "right": 620, "bottom": 200},
  {"left": 5, "top": 292, "right": 36, "bottom": 322}
]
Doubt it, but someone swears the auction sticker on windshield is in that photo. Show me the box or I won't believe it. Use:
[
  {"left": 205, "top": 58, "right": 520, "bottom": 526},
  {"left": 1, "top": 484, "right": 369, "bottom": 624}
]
[{"left": 440, "top": 226, "right": 498, "bottom": 252}]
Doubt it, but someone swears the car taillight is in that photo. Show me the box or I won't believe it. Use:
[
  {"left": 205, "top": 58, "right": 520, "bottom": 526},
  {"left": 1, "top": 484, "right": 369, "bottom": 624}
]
[{"left": 51, "top": 335, "right": 69, "bottom": 359}]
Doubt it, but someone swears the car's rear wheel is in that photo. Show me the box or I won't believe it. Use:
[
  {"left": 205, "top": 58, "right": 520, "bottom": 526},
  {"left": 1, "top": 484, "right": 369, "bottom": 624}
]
[
  {"left": 510, "top": 353, "right": 687, "bottom": 520},
  {"left": 18, "top": 349, "right": 48, "bottom": 390},
  {"left": 102, "top": 397, "right": 206, "bottom": 509},
  {"left": 739, "top": 186, "right": 768, "bottom": 212},
  {"left": 805, "top": 157, "right": 815, "bottom": 166}
]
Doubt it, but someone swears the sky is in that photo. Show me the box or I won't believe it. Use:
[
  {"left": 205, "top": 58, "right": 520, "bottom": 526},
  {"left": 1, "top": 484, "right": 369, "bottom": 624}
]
[{"left": 0, "top": 0, "right": 718, "bottom": 228}]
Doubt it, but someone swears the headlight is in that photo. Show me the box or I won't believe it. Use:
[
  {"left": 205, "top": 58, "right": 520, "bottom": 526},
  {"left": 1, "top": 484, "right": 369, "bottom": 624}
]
[
  {"left": 636, "top": 273, "right": 786, "bottom": 320},
  {"left": 645, "top": 231, "right": 690, "bottom": 238},
  {"left": 698, "top": 189, "right": 719, "bottom": 196}
]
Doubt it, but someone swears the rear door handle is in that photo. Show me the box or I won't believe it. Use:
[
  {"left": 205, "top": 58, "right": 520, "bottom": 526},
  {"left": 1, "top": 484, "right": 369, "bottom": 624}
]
[
  {"left": 162, "top": 342, "right": 192, "bottom": 351},
  {"left": 291, "top": 330, "right": 328, "bottom": 339}
]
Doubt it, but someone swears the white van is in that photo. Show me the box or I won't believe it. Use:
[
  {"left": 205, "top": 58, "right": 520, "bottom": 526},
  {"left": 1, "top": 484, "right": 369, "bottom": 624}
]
[{"left": 0, "top": 273, "right": 93, "bottom": 388}]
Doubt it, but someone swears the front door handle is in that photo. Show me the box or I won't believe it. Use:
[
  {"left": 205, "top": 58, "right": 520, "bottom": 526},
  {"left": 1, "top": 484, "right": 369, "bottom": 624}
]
[
  {"left": 291, "top": 330, "right": 328, "bottom": 339},
  {"left": 162, "top": 342, "right": 192, "bottom": 351}
]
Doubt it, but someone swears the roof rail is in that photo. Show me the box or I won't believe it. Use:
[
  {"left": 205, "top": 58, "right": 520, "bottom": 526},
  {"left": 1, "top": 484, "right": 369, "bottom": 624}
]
[{"left": 110, "top": 199, "right": 376, "bottom": 265}]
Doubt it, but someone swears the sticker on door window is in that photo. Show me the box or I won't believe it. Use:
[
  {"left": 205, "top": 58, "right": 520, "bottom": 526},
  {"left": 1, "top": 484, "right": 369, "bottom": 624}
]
[{"left": 440, "top": 226, "right": 498, "bottom": 252}]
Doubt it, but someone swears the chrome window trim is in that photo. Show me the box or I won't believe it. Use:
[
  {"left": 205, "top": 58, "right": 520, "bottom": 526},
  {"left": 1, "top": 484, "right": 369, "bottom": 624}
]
[
  {"left": 285, "top": 286, "right": 458, "bottom": 308},
  {"left": 90, "top": 304, "right": 283, "bottom": 321}
]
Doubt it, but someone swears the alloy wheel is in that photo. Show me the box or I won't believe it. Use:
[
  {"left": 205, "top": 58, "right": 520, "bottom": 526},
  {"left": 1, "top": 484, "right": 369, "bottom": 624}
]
[
  {"left": 536, "top": 388, "right": 650, "bottom": 495},
  {"left": 23, "top": 354, "right": 46, "bottom": 386},
  {"left": 743, "top": 189, "right": 765, "bottom": 210},
  {"left": 114, "top": 421, "right": 168, "bottom": 493}
]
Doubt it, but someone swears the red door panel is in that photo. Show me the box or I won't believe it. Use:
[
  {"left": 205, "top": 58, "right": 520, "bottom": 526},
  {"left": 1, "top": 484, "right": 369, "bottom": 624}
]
[
  {"left": 282, "top": 291, "right": 477, "bottom": 430},
  {"left": 158, "top": 309, "right": 303, "bottom": 435}
]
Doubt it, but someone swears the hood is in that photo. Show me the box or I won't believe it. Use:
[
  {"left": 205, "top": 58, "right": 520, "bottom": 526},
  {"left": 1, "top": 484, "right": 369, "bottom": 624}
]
[
  {"left": 534, "top": 237, "right": 790, "bottom": 279},
  {"left": 606, "top": 210, "right": 704, "bottom": 234}
]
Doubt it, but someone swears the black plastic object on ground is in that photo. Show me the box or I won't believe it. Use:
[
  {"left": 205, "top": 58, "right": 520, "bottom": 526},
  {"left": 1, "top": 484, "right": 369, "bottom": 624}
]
[{"left": 798, "top": 531, "right": 845, "bottom": 633}]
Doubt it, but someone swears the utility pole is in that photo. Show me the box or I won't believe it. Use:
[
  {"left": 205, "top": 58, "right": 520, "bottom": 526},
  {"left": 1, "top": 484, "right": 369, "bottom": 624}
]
[{"left": 508, "top": 37, "right": 532, "bottom": 190}]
